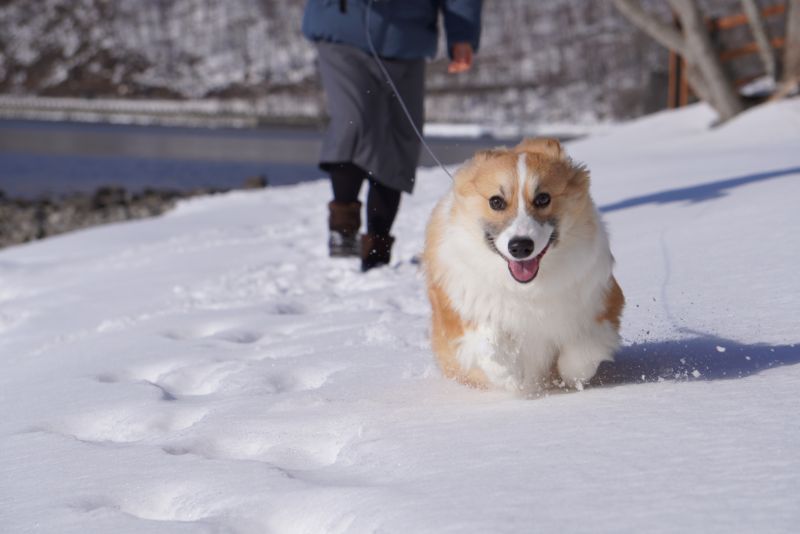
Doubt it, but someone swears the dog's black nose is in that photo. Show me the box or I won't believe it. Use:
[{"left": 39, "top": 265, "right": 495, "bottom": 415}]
[{"left": 508, "top": 237, "right": 534, "bottom": 259}]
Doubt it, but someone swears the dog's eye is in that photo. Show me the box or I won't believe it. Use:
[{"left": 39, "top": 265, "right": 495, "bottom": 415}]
[
  {"left": 489, "top": 196, "right": 507, "bottom": 211},
  {"left": 533, "top": 192, "right": 551, "bottom": 208}
]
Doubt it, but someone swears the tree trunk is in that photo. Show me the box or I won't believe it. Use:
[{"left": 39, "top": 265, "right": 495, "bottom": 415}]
[
  {"left": 741, "top": 0, "right": 777, "bottom": 81},
  {"left": 669, "top": 0, "right": 745, "bottom": 121},
  {"left": 612, "top": 0, "right": 686, "bottom": 54},
  {"left": 785, "top": 0, "right": 800, "bottom": 83},
  {"left": 613, "top": 0, "right": 745, "bottom": 123}
]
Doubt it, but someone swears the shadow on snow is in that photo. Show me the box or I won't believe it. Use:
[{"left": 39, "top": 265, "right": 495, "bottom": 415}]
[
  {"left": 599, "top": 166, "right": 800, "bottom": 213},
  {"left": 593, "top": 334, "right": 800, "bottom": 387}
]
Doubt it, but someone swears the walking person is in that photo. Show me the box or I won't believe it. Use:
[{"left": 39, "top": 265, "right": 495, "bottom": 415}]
[{"left": 302, "top": 0, "right": 483, "bottom": 271}]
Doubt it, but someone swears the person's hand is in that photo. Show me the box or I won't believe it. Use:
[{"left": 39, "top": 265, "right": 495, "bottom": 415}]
[{"left": 448, "top": 42, "right": 474, "bottom": 73}]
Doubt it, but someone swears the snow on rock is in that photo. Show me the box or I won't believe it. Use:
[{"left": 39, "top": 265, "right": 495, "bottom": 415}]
[{"left": 1, "top": 101, "right": 799, "bottom": 533}]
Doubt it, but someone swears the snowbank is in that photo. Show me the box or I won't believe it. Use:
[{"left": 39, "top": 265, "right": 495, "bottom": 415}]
[{"left": 1, "top": 101, "right": 799, "bottom": 533}]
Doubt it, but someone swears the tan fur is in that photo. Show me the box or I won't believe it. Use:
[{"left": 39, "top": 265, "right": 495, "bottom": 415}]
[
  {"left": 598, "top": 276, "right": 625, "bottom": 330},
  {"left": 427, "top": 284, "right": 464, "bottom": 377},
  {"left": 513, "top": 137, "right": 565, "bottom": 159},
  {"left": 428, "top": 285, "right": 489, "bottom": 389},
  {"left": 424, "top": 203, "right": 490, "bottom": 389},
  {"left": 449, "top": 148, "right": 592, "bottom": 240},
  {"left": 454, "top": 152, "right": 521, "bottom": 228}
]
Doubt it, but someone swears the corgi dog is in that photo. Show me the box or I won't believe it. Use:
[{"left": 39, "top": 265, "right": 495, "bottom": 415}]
[{"left": 423, "top": 138, "right": 623, "bottom": 395}]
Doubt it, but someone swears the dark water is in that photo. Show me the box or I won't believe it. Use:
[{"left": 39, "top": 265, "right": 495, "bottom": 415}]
[
  {"left": 0, "top": 120, "right": 323, "bottom": 199},
  {"left": 0, "top": 151, "right": 321, "bottom": 198},
  {"left": 0, "top": 119, "right": 516, "bottom": 199}
]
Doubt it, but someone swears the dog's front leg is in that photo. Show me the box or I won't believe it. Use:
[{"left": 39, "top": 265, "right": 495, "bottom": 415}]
[
  {"left": 557, "top": 331, "right": 618, "bottom": 390},
  {"left": 516, "top": 340, "right": 559, "bottom": 395},
  {"left": 455, "top": 326, "right": 522, "bottom": 391}
]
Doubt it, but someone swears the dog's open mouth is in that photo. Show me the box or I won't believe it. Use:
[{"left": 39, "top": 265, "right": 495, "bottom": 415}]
[{"left": 507, "top": 243, "right": 550, "bottom": 284}]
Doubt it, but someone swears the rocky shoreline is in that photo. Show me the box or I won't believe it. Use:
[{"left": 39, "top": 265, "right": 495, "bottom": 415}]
[{"left": 0, "top": 176, "right": 267, "bottom": 249}]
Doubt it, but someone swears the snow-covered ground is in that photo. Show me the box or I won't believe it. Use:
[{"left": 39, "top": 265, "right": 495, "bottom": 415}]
[{"left": 1, "top": 101, "right": 799, "bottom": 533}]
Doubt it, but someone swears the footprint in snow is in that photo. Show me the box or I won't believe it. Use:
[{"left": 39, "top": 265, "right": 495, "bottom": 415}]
[
  {"left": 262, "top": 364, "right": 337, "bottom": 394},
  {"left": 72, "top": 485, "right": 216, "bottom": 527},
  {"left": 160, "top": 325, "right": 266, "bottom": 345},
  {"left": 154, "top": 360, "right": 247, "bottom": 397},
  {"left": 160, "top": 417, "right": 363, "bottom": 471},
  {"left": 50, "top": 405, "right": 210, "bottom": 444}
]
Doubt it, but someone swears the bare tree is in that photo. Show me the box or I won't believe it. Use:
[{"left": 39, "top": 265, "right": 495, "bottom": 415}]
[
  {"left": 613, "top": 0, "right": 745, "bottom": 122},
  {"left": 741, "top": 0, "right": 776, "bottom": 82},
  {"left": 785, "top": 0, "right": 800, "bottom": 85}
]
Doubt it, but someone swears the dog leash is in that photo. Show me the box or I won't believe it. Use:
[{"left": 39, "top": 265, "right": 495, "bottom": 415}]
[{"left": 364, "top": 0, "right": 455, "bottom": 181}]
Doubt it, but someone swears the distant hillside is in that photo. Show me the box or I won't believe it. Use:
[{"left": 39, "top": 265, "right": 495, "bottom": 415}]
[{"left": 0, "top": 0, "right": 744, "bottom": 124}]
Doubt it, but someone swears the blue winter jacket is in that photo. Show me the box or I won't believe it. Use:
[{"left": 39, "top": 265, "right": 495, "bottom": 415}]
[{"left": 302, "top": 0, "right": 482, "bottom": 60}]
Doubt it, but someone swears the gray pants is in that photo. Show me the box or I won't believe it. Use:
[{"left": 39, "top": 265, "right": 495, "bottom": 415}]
[{"left": 316, "top": 41, "right": 425, "bottom": 194}]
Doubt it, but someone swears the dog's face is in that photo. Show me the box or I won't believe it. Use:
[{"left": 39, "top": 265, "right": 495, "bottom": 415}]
[{"left": 452, "top": 139, "right": 591, "bottom": 284}]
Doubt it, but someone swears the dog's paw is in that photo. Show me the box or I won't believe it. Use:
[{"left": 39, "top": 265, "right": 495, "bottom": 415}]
[{"left": 557, "top": 345, "right": 611, "bottom": 389}]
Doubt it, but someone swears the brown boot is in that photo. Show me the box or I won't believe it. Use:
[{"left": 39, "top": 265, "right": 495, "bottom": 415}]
[
  {"left": 328, "top": 201, "right": 361, "bottom": 257},
  {"left": 360, "top": 233, "right": 394, "bottom": 272}
]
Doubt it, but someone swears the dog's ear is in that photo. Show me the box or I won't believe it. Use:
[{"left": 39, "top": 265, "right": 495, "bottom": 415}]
[
  {"left": 513, "top": 138, "right": 564, "bottom": 160},
  {"left": 568, "top": 162, "right": 590, "bottom": 189}
]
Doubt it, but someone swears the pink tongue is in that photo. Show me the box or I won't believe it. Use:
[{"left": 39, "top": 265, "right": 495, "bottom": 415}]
[{"left": 508, "top": 257, "right": 540, "bottom": 283}]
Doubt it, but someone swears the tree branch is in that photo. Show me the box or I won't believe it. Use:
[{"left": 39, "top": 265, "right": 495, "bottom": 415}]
[
  {"left": 684, "top": 63, "right": 712, "bottom": 104},
  {"left": 785, "top": 0, "right": 800, "bottom": 82},
  {"left": 741, "top": 0, "right": 777, "bottom": 80},
  {"left": 669, "top": 0, "right": 744, "bottom": 121},
  {"left": 612, "top": 0, "right": 687, "bottom": 55}
]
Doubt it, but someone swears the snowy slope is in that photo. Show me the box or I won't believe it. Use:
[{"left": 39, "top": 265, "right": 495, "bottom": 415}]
[{"left": 1, "top": 101, "right": 799, "bottom": 533}]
